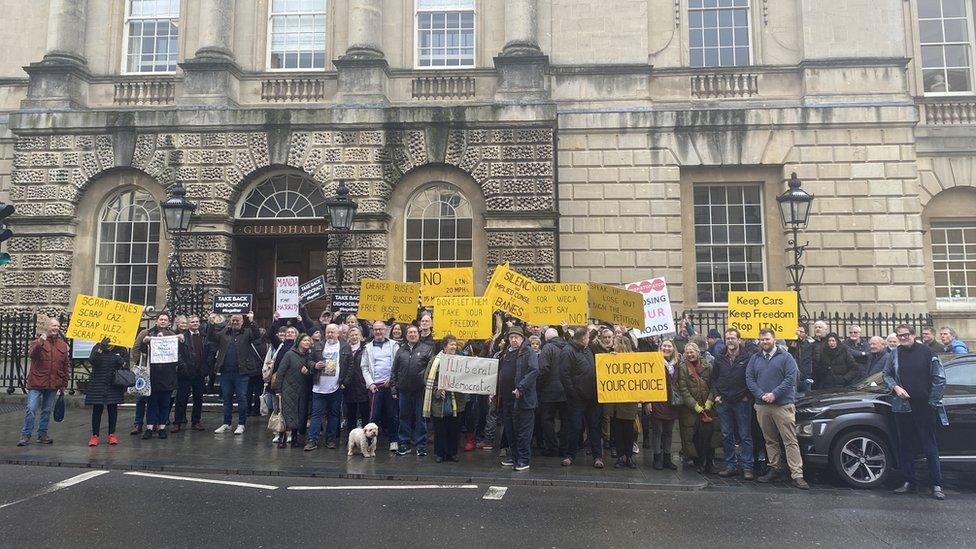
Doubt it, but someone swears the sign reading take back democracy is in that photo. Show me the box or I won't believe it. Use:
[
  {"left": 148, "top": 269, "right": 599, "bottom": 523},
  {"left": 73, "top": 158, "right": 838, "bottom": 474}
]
[
  {"left": 357, "top": 279, "right": 419, "bottom": 323},
  {"left": 433, "top": 296, "right": 492, "bottom": 340},
  {"left": 595, "top": 352, "right": 668, "bottom": 404},
  {"left": 529, "top": 283, "right": 588, "bottom": 326},
  {"left": 588, "top": 283, "right": 644, "bottom": 328},
  {"left": 420, "top": 267, "right": 473, "bottom": 306},
  {"left": 483, "top": 263, "right": 535, "bottom": 321},
  {"left": 65, "top": 294, "right": 145, "bottom": 347},
  {"left": 726, "top": 291, "right": 798, "bottom": 339}
]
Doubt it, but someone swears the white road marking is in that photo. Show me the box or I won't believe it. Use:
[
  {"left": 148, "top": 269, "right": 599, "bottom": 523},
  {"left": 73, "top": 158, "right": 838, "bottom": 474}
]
[
  {"left": 482, "top": 486, "right": 508, "bottom": 500},
  {"left": 287, "top": 484, "right": 479, "bottom": 491},
  {"left": 0, "top": 470, "right": 110, "bottom": 510},
  {"left": 123, "top": 471, "right": 278, "bottom": 490}
]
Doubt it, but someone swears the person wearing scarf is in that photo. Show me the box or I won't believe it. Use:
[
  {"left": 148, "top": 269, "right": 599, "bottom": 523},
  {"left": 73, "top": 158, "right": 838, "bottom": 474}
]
[
  {"left": 677, "top": 342, "right": 717, "bottom": 473},
  {"left": 423, "top": 335, "right": 464, "bottom": 462},
  {"left": 647, "top": 339, "right": 681, "bottom": 470}
]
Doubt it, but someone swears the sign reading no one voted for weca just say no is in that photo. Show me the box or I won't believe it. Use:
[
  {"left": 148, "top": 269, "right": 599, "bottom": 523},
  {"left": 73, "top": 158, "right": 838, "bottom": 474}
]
[
  {"left": 65, "top": 294, "right": 145, "bottom": 347},
  {"left": 595, "top": 352, "right": 668, "bottom": 404},
  {"left": 357, "top": 279, "right": 420, "bottom": 323},
  {"left": 726, "top": 291, "right": 798, "bottom": 339}
]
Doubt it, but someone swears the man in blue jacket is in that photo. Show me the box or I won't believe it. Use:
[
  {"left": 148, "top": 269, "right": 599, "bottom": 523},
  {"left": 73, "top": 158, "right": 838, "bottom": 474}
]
[
  {"left": 497, "top": 326, "right": 538, "bottom": 471},
  {"left": 746, "top": 328, "right": 808, "bottom": 490},
  {"left": 938, "top": 326, "right": 969, "bottom": 355}
]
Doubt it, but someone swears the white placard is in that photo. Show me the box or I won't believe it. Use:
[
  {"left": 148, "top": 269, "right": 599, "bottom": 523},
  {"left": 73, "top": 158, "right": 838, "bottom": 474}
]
[
  {"left": 275, "top": 276, "right": 300, "bottom": 318},
  {"left": 149, "top": 335, "right": 180, "bottom": 364},
  {"left": 437, "top": 355, "right": 498, "bottom": 396},
  {"left": 626, "top": 277, "right": 676, "bottom": 338}
]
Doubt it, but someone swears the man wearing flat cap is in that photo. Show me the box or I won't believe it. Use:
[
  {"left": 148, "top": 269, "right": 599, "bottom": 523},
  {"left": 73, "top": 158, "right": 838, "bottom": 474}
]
[{"left": 497, "top": 325, "right": 539, "bottom": 471}]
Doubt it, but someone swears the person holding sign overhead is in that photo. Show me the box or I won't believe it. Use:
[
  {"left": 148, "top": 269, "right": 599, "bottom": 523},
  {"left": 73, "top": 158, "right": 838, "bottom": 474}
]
[
  {"left": 86, "top": 337, "right": 129, "bottom": 447},
  {"left": 208, "top": 312, "right": 262, "bottom": 436},
  {"left": 17, "top": 318, "right": 70, "bottom": 447},
  {"left": 423, "top": 335, "right": 464, "bottom": 463}
]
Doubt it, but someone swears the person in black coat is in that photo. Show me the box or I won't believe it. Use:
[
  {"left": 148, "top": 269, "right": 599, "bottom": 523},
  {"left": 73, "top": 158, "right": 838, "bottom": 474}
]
[
  {"left": 537, "top": 328, "right": 568, "bottom": 457},
  {"left": 173, "top": 315, "right": 212, "bottom": 432},
  {"left": 87, "top": 338, "right": 129, "bottom": 446},
  {"left": 821, "top": 333, "right": 860, "bottom": 388},
  {"left": 497, "top": 326, "right": 539, "bottom": 471},
  {"left": 343, "top": 326, "right": 370, "bottom": 439},
  {"left": 559, "top": 328, "right": 603, "bottom": 468},
  {"left": 390, "top": 326, "right": 435, "bottom": 456}
]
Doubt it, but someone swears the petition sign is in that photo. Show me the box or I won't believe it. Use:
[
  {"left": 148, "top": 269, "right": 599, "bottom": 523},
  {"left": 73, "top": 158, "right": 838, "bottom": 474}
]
[
  {"left": 483, "top": 264, "right": 535, "bottom": 321},
  {"left": 433, "top": 297, "right": 492, "bottom": 340},
  {"left": 588, "top": 283, "right": 644, "bottom": 328},
  {"left": 437, "top": 355, "right": 498, "bottom": 396},
  {"left": 595, "top": 352, "right": 668, "bottom": 404},
  {"left": 357, "top": 279, "right": 419, "bottom": 323},
  {"left": 726, "top": 291, "right": 798, "bottom": 339},
  {"left": 626, "top": 277, "right": 676, "bottom": 338},
  {"left": 529, "top": 283, "right": 588, "bottom": 326},
  {"left": 420, "top": 267, "right": 473, "bottom": 306},
  {"left": 65, "top": 294, "right": 144, "bottom": 347}
]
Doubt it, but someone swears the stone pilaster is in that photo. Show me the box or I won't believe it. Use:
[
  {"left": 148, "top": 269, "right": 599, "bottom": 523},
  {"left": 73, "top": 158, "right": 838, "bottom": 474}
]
[
  {"left": 335, "top": 0, "right": 389, "bottom": 104},
  {"left": 494, "top": 0, "right": 548, "bottom": 101},
  {"left": 22, "top": 0, "right": 90, "bottom": 109},
  {"left": 179, "top": 0, "right": 241, "bottom": 107}
]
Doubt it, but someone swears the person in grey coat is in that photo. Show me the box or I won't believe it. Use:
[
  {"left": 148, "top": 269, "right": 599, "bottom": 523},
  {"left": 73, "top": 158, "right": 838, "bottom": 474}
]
[{"left": 272, "top": 334, "right": 315, "bottom": 449}]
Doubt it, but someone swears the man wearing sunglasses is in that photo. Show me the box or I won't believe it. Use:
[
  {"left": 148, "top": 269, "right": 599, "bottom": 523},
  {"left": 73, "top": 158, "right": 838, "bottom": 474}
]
[{"left": 883, "top": 324, "right": 947, "bottom": 500}]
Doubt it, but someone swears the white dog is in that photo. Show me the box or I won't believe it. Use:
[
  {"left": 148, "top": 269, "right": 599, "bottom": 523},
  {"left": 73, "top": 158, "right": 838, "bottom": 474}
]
[{"left": 347, "top": 422, "right": 379, "bottom": 458}]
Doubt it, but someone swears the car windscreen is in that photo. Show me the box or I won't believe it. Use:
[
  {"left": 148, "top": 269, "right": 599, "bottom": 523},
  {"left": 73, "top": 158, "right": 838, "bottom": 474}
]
[{"left": 851, "top": 372, "right": 889, "bottom": 393}]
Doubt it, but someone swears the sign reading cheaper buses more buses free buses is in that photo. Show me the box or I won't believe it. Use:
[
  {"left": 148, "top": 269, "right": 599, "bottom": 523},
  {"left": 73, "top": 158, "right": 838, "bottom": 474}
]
[{"left": 725, "top": 291, "right": 798, "bottom": 339}]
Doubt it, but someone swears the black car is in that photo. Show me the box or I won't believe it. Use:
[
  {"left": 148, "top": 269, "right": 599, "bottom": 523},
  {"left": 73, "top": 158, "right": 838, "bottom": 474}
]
[{"left": 795, "top": 354, "right": 976, "bottom": 488}]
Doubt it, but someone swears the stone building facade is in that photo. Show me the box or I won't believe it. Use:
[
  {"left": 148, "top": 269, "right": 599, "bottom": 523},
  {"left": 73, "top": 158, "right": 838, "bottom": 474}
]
[{"left": 0, "top": 0, "right": 974, "bottom": 336}]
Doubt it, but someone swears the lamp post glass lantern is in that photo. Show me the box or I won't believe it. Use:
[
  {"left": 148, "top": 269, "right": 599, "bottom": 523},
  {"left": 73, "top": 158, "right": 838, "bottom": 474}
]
[
  {"left": 160, "top": 182, "right": 197, "bottom": 315},
  {"left": 776, "top": 172, "right": 814, "bottom": 321},
  {"left": 325, "top": 181, "right": 358, "bottom": 291}
]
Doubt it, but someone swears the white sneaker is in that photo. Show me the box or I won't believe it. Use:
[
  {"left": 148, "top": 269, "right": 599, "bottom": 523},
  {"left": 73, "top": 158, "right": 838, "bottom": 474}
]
[
  {"left": 214, "top": 424, "right": 231, "bottom": 434},
  {"left": 633, "top": 442, "right": 640, "bottom": 454},
  {"left": 272, "top": 434, "right": 280, "bottom": 443},
  {"left": 287, "top": 433, "right": 293, "bottom": 443},
  {"left": 234, "top": 425, "right": 245, "bottom": 435},
  {"left": 389, "top": 442, "right": 398, "bottom": 452}
]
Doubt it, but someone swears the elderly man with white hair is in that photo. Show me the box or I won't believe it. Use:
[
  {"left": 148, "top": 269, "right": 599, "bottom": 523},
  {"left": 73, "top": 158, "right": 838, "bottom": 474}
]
[
  {"left": 537, "top": 327, "right": 569, "bottom": 457},
  {"left": 863, "top": 336, "right": 890, "bottom": 378}
]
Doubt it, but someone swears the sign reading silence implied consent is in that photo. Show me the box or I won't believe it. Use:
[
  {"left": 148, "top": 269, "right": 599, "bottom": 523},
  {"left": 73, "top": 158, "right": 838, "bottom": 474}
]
[{"left": 725, "top": 291, "right": 798, "bottom": 339}]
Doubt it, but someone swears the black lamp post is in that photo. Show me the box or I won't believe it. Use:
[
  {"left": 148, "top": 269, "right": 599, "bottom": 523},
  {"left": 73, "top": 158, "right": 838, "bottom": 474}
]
[
  {"left": 160, "top": 182, "right": 197, "bottom": 315},
  {"left": 325, "top": 181, "right": 358, "bottom": 291},
  {"left": 776, "top": 172, "right": 814, "bottom": 321}
]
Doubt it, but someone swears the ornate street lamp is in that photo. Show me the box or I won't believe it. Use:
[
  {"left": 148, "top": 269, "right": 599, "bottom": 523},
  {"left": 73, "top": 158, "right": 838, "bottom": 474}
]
[
  {"left": 325, "top": 181, "right": 358, "bottom": 291},
  {"left": 160, "top": 182, "right": 197, "bottom": 315},
  {"left": 776, "top": 172, "right": 814, "bottom": 320}
]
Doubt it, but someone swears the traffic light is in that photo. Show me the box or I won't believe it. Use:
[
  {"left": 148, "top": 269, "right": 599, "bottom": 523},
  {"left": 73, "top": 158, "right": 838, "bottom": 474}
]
[{"left": 0, "top": 202, "right": 14, "bottom": 266}]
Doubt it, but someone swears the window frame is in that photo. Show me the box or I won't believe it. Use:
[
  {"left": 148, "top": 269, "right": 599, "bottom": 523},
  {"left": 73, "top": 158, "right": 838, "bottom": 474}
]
[
  {"left": 414, "top": 0, "right": 477, "bottom": 70},
  {"left": 237, "top": 172, "right": 330, "bottom": 220},
  {"left": 930, "top": 221, "right": 976, "bottom": 303},
  {"left": 402, "top": 183, "right": 474, "bottom": 283},
  {"left": 691, "top": 182, "right": 768, "bottom": 307},
  {"left": 121, "top": 0, "right": 182, "bottom": 76},
  {"left": 916, "top": 0, "right": 976, "bottom": 96},
  {"left": 266, "top": 0, "right": 329, "bottom": 72},
  {"left": 93, "top": 188, "right": 163, "bottom": 307},
  {"left": 687, "top": 0, "right": 753, "bottom": 69}
]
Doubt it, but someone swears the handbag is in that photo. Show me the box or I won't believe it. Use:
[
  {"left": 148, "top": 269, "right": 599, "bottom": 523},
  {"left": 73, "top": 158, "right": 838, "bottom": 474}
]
[
  {"left": 262, "top": 346, "right": 278, "bottom": 383},
  {"left": 113, "top": 368, "right": 137, "bottom": 388},
  {"left": 53, "top": 392, "right": 65, "bottom": 422},
  {"left": 267, "top": 395, "right": 285, "bottom": 433}
]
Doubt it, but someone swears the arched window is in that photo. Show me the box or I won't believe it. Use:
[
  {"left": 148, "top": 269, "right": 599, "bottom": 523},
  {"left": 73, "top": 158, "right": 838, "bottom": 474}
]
[
  {"left": 95, "top": 189, "right": 161, "bottom": 306},
  {"left": 404, "top": 183, "right": 473, "bottom": 282},
  {"left": 238, "top": 173, "right": 328, "bottom": 219},
  {"left": 923, "top": 186, "right": 976, "bottom": 307}
]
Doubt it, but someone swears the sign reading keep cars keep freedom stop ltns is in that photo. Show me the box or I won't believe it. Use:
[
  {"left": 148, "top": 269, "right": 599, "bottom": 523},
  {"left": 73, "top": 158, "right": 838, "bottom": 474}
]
[{"left": 726, "top": 291, "right": 798, "bottom": 339}]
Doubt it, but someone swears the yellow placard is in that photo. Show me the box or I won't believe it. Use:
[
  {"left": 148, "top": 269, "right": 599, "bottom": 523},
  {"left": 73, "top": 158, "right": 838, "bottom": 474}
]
[
  {"left": 420, "top": 267, "right": 474, "bottom": 306},
  {"left": 65, "top": 294, "right": 145, "bottom": 347},
  {"left": 596, "top": 352, "right": 668, "bottom": 404},
  {"left": 726, "top": 291, "right": 799, "bottom": 339},
  {"left": 587, "top": 283, "right": 644, "bottom": 328},
  {"left": 482, "top": 264, "right": 536, "bottom": 321},
  {"left": 357, "top": 279, "right": 420, "bottom": 323},
  {"left": 433, "top": 297, "right": 492, "bottom": 341},
  {"left": 529, "top": 283, "right": 588, "bottom": 326}
]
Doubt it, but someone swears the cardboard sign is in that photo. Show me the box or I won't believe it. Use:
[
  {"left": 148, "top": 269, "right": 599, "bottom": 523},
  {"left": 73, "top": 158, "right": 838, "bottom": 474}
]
[
  {"left": 595, "top": 352, "right": 668, "bottom": 404},
  {"left": 587, "top": 283, "right": 644, "bottom": 328},
  {"left": 213, "top": 294, "right": 252, "bottom": 315},
  {"left": 65, "top": 294, "right": 145, "bottom": 347},
  {"left": 433, "top": 297, "right": 492, "bottom": 340},
  {"left": 149, "top": 335, "right": 180, "bottom": 364},
  {"left": 483, "top": 263, "right": 535, "bottom": 321},
  {"left": 299, "top": 275, "right": 327, "bottom": 305},
  {"left": 626, "top": 277, "right": 676, "bottom": 338},
  {"left": 726, "top": 291, "right": 798, "bottom": 339},
  {"left": 437, "top": 354, "right": 499, "bottom": 396},
  {"left": 420, "top": 267, "right": 474, "bottom": 306},
  {"left": 275, "top": 276, "right": 300, "bottom": 318},
  {"left": 331, "top": 292, "right": 360, "bottom": 314},
  {"left": 529, "top": 283, "right": 588, "bottom": 326},
  {"left": 357, "top": 279, "right": 420, "bottom": 323}
]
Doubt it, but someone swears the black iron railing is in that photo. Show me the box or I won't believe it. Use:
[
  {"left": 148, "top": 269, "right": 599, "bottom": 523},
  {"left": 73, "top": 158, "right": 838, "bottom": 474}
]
[{"left": 676, "top": 310, "right": 934, "bottom": 341}]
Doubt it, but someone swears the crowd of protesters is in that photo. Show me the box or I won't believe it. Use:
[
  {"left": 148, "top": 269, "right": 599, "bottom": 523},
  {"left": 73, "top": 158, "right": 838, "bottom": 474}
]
[{"left": 13, "top": 305, "right": 969, "bottom": 498}]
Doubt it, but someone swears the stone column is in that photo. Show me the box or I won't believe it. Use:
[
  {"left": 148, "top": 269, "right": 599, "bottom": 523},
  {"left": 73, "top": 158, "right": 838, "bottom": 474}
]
[
  {"left": 22, "top": 0, "right": 91, "bottom": 108},
  {"left": 179, "top": 0, "right": 241, "bottom": 106},
  {"left": 494, "top": 0, "right": 549, "bottom": 101},
  {"left": 334, "top": 0, "right": 389, "bottom": 103}
]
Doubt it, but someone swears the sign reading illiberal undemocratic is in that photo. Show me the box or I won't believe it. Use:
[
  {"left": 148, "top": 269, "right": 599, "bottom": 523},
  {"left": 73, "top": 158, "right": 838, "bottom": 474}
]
[
  {"left": 213, "top": 294, "right": 252, "bottom": 315},
  {"left": 437, "top": 355, "right": 499, "bottom": 396},
  {"left": 726, "top": 291, "right": 798, "bottom": 339},
  {"left": 626, "top": 277, "right": 676, "bottom": 338}
]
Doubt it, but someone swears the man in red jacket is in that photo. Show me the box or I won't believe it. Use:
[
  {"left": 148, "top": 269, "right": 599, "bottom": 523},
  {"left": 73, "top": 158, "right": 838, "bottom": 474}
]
[{"left": 18, "top": 318, "right": 70, "bottom": 446}]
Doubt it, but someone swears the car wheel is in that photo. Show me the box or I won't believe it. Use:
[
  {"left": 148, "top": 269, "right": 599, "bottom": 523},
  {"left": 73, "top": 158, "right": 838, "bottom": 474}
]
[{"left": 830, "top": 430, "right": 892, "bottom": 489}]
